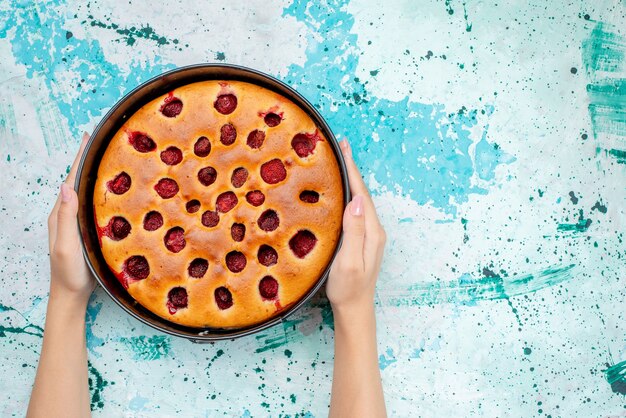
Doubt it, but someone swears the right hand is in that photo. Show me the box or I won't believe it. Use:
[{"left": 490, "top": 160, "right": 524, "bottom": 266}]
[{"left": 326, "top": 139, "right": 386, "bottom": 312}]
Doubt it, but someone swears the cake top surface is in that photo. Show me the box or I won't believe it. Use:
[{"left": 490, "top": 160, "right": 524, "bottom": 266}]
[{"left": 93, "top": 80, "right": 344, "bottom": 329}]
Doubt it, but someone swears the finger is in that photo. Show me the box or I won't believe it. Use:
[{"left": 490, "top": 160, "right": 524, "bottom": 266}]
[
  {"left": 336, "top": 195, "right": 366, "bottom": 272},
  {"left": 65, "top": 132, "right": 89, "bottom": 187},
  {"left": 53, "top": 183, "right": 80, "bottom": 256},
  {"left": 339, "top": 139, "right": 371, "bottom": 199},
  {"left": 48, "top": 192, "right": 62, "bottom": 251}
]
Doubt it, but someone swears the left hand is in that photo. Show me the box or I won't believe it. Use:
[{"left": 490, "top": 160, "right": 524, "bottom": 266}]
[{"left": 47, "top": 132, "right": 95, "bottom": 306}]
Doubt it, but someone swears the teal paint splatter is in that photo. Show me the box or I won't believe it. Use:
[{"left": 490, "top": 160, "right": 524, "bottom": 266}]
[
  {"left": 87, "top": 18, "right": 176, "bottom": 46},
  {"left": 215, "top": 51, "right": 226, "bottom": 61},
  {"left": 85, "top": 295, "right": 104, "bottom": 357},
  {"left": 444, "top": 0, "right": 454, "bottom": 15},
  {"left": 557, "top": 209, "right": 592, "bottom": 232},
  {"left": 608, "top": 148, "right": 626, "bottom": 163},
  {"left": 523, "top": 347, "right": 532, "bottom": 355},
  {"left": 0, "top": 0, "right": 175, "bottom": 139},
  {"left": 582, "top": 22, "right": 625, "bottom": 74},
  {"left": 603, "top": 360, "right": 626, "bottom": 395},
  {"left": 586, "top": 78, "right": 626, "bottom": 137},
  {"left": 582, "top": 23, "right": 626, "bottom": 138},
  {"left": 591, "top": 200, "right": 607, "bottom": 213},
  {"left": 88, "top": 360, "right": 110, "bottom": 411},
  {"left": 281, "top": 1, "right": 514, "bottom": 215},
  {"left": 119, "top": 335, "right": 171, "bottom": 361},
  {"left": 0, "top": 304, "right": 44, "bottom": 338},
  {"left": 378, "top": 348, "right": 397, "bottom": 370},
  {"left": 474, "top": 126, "right": 516, "bottom": 181},
  {"left": 206, "top": 348, "right": 225, "bottom": 368},
  {"left": 462, "top": 1, "right": 472, "bottom": 32},
  {"left": 386, "top": 264, "right": 576, "bottom": 306}
]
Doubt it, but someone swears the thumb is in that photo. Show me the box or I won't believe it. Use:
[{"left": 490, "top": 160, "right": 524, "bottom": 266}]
[
  {"left": 337, "top": 195, "right": 366, "bottom": 269},
  {"left": 55, "top": 183, "right": 80, "bottom": 250}
]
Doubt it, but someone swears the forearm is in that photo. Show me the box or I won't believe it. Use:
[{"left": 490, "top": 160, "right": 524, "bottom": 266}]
[
  {"left": 27, "top": 288, "right": 91, "bottom": 418},
  {"left": 329, "top": 304, "right": 387, "bottom": 418}
]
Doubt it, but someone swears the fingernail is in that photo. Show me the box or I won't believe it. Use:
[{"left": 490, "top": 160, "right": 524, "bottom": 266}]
[
  {"left": 350, "top": 195, "right": 363, "bottom": 216},
  {"left": 82, "top": 132, "right": 89, "bottom": 143},
  {"left": 60, "top": 183, "right": 72, "bottom": 202},
  {"left": 340, "top": 139, "right": 352, "bottom": 158}
]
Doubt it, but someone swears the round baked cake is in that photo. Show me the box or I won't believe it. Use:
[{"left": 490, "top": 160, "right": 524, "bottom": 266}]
[{"left": 93, "top": 80, "right": 344, "bottom": 329}]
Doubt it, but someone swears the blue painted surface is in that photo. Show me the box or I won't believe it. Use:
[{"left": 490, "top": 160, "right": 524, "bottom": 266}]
[{"left": 0, "top": 0, "right": 624, "bottom": 416}]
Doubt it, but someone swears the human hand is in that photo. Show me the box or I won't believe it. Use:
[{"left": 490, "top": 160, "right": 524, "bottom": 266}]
[
  {"left": 47, "top": 132, "right": 95, "bottom": 307},
  {"left": 326, "top": 139, "right": 386, "bottom": 314}
]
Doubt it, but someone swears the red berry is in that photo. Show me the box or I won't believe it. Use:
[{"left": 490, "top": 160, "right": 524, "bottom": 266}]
[
  {"left": 214, "top": 94, "right": 237, "bottom": 115},
  {"left": 225, "top": 251, "right": 246, "bottom": 273},
  {"left": 231, "top": 167, "right": 248, "bottom": 188},
  {"left": 194, "top": 136, "right": 211, "bottom": 157},
  {"left": 220, "top": 124, "right": 237, "bottom": 145},
  {"left": 110, "top": 216, "right": 131, "bottom": 240},
  {"left": 258, "top": 210, "right": 279, "bottom": 232},
  {"left": 260, "top": 159, "right": 286, "bottom": 184},
  {"left": 291, "top": 132, "right": 321, "bottom": 158},
  {"left": 299, "top": 190, "right": 319, "bottom": 203},
  {"left": 247, "top": 129, "right": 266, "bottom": 149},
  {"left": 160, "top": 146, "right": 183, "bottom": 165},
  {"left": 258, "top": 245, "right": 278, "bottom": 266},
  {"left": 201, "top": 210, "right": 220, "bottom": 227},
  {"left": 154, "top": 178, "right": 179, "bottom": 199},
  {"left": 188, "top": 258, "right": 208, "bottom": 278},
  {"left": 289, "top": 230, "right": 317, "bottom": 258},
  {"left": 161, "top": 99, "right": 183, "bottom": 118},
  {"left": 143, "top": 211, "right": 163, "bottom": 231},
  {"left": 214, "top": 286, "right": 233, "bottom": 310},
  {"left": 198, "top": 167, "right": 217, "bottom": 186},
  {"left": 186, "top": 200, "right": 201, "bottom": 213},
  {"left": 231, "top": 223, "right": 245, "bottom": 242},
  {"left": 167, "top": 287, "right": 188, "bottom": 313},
  {"left": 216, "top": 191, "right": 238, "bottom": 213},
  {"left": 107, "top": 172, "right": 131, "bottom": 195},
  {"left": 259, "top": 276, "right": 279, "bottom": 299},
  {"left": 264, "top": 113, "right": 282, "bottom": 127},
  {"left": 124, "top": 256, "right": 149, "bottom": 280},
  {"left": 164, "top": 227, "right": 186, "bottom": 253},
  {"left": 246, "top": 190, "right": 265, "bottom": 207},
  {"left": 129, "top": 131, "right": 156, "bottom": 153}
]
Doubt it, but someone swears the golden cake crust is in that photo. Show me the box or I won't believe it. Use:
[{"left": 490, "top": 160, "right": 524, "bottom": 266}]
[{"left": 93, "top": 80, "right": 343, "bottom": 328}]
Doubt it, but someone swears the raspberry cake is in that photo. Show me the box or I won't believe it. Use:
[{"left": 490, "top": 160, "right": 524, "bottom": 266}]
[{"left": 93, "top": 80, "right": 343, "bottom": 329}]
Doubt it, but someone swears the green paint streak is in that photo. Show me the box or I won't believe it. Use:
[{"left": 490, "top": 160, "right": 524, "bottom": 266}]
[
  {"left": 462, "top": 2, "right": 472, "bottom": 32},
  {"left": 0, "top": 323, "right": 44, "bottom": 338},
  {"left": 119, "top": 335, "right": 171, "bottom": 361},
  {"left": 557, "top": 209, "right": 592, "bottom": 232},
  {"left": 88, "top": 361, "right": 110, "bottom": 411},
  {"left": 582, "top": 23, "right": 625, "bottom": 74},
  {"left": 604, "top": 360, "right": 626, "bottom": 395},
  {"left": 0, "top": 303, "right": 44, "bottom": 337},
  {"left": 444, "top": 0, "right": 454, "bottom": 15},
  {"left": 586, "top": 78, "right": 626, "bottom": 137},
  {"left": 254, "top": 299, "right": 333, "bottom": 353},
  {"left": 608, "top": 148, "right": 626, "bottom": 163},
  {"left": 582, "top": 23, "right": 626, "bottom": 137},
  {"left": 88, "top": 19, "right": 175, "bottom": 46},
  {"left": 388, "top": 264, "right": 576, "bottom": 306}
]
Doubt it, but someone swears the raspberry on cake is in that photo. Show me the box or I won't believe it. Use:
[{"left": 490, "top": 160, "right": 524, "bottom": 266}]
[{"left": 93, "top": 80, "right": 343, "bottom": 329}]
